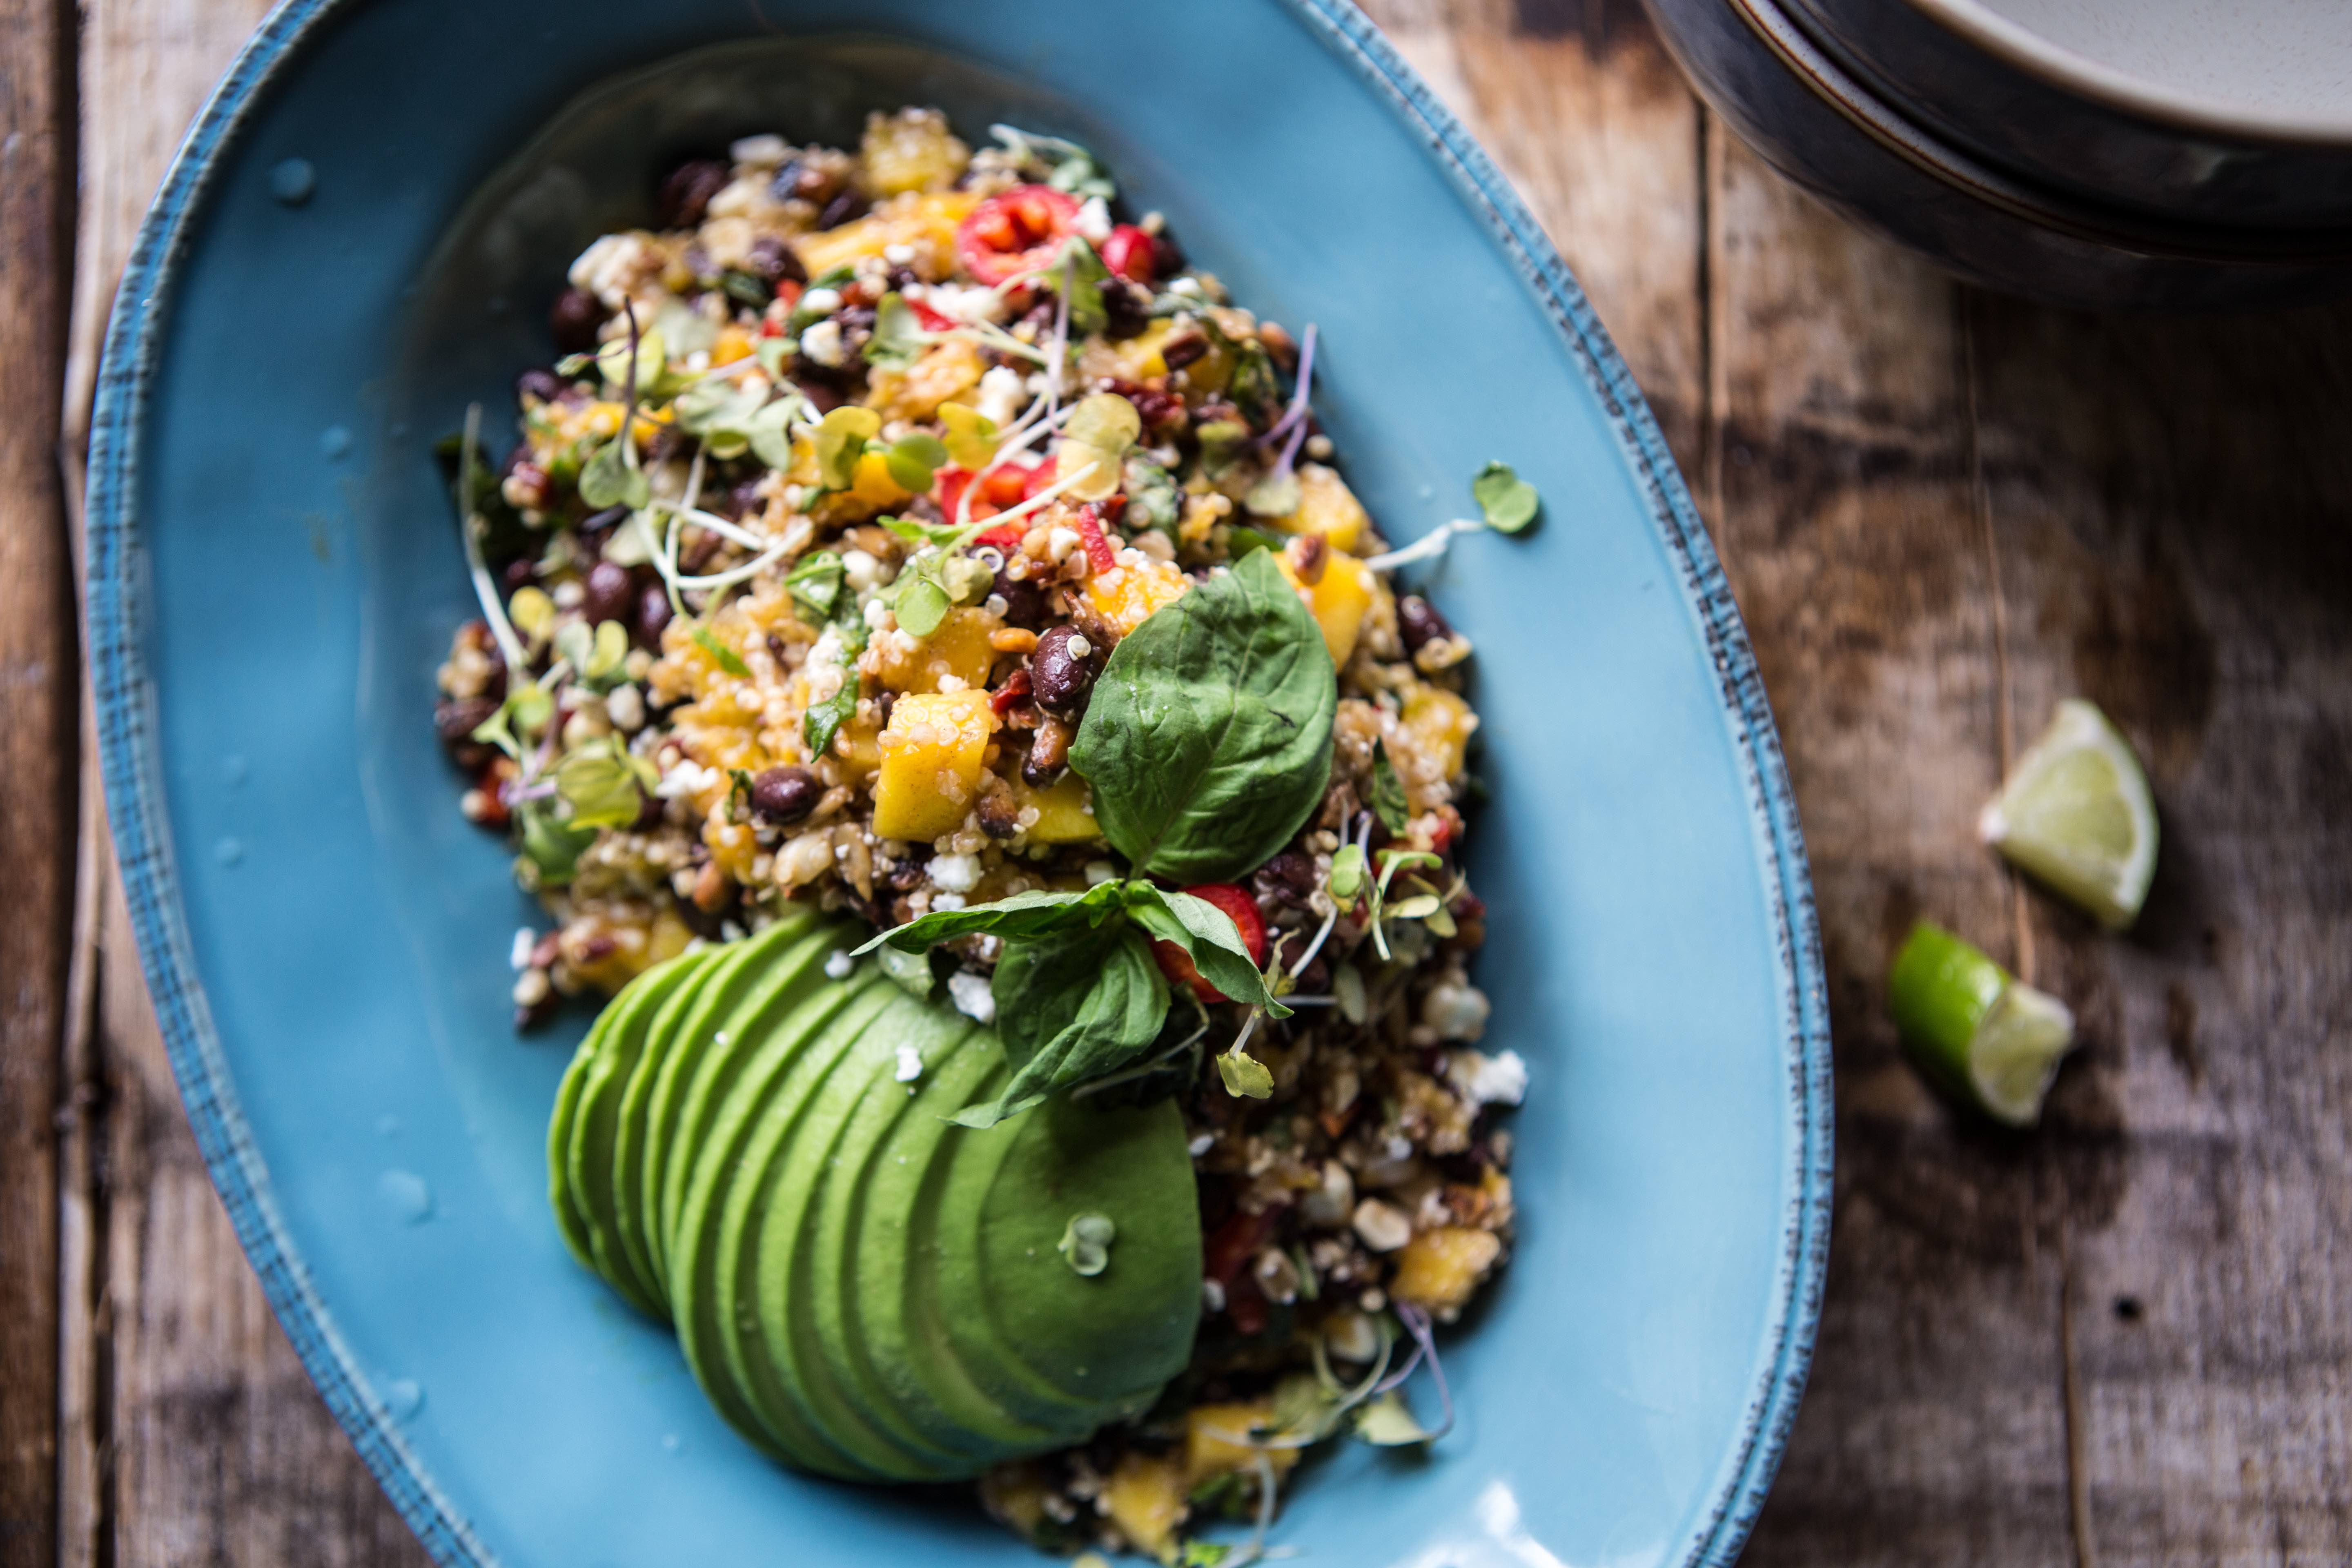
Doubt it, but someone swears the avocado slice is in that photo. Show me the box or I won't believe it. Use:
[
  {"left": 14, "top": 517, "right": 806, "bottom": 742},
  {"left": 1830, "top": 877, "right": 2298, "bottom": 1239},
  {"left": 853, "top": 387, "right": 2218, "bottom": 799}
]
[
  {"left": 795, "top": 995, "right": 991, "bottom": 1473},
  {"left": 601, "top": 916, "right": 810, "bottom": 1307},
  {"left": 547, "top": 949, "right": 713, "bottom": 1317},
  {"left": 845, "top": 1047, "right": 1078, "bottom": 1463},
  {"left": 745, "top": 988, "right": 974, "bottom": 1480},
  {"left": 619, "top": 911, "right": 835, "bottom": 1296},
  {"left": 647, "top": 915, "right": 861, "bottom": 1267},
  {"left": 672, "top": 969, "right": 898, "bottom": 1476},
  {"left": 972, "top": 1094, "right": 1202, "bottom": 1411}
]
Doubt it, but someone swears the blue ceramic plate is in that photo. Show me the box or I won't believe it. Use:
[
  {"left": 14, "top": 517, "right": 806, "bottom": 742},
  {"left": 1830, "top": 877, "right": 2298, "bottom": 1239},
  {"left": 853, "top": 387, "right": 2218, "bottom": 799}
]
[{"left": 87, "top": 2, "right": 1829, "bottom": 1563}]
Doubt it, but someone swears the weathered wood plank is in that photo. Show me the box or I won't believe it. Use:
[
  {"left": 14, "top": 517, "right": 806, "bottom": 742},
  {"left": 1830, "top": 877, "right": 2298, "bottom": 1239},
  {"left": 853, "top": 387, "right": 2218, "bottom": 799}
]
[
  {"left": 60, "top": 0, "right": 436, "bottom": 1562},
  {"left": 0, "top": 0, "right": 79, "bottom": 1557}
]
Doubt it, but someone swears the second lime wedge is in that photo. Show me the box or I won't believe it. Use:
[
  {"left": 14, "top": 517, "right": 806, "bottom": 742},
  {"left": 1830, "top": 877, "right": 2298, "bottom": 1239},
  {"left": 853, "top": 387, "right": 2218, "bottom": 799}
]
[
  {"left": 1889, "top": 921, "right": 2077, "bottom": 1127},
  {"left": 1978, "top": 699, "right": 2157, "bottom": 930}
]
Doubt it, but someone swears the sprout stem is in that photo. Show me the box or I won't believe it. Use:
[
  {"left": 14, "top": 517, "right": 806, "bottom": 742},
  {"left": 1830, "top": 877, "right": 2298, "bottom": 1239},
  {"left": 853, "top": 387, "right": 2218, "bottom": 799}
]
[{"left": 455, "top": 403, "right": 530, "bottom": 676}]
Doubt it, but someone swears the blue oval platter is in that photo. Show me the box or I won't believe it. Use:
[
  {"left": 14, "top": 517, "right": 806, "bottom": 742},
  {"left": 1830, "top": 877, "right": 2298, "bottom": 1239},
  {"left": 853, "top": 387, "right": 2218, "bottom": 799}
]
[{"left": 85, "top": 0, "right": 1831, "bottom": 1563}]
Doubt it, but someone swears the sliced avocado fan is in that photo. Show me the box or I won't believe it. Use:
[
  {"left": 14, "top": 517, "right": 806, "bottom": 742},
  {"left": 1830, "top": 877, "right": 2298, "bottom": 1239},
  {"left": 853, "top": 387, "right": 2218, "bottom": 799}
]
[{"left": 547, "top": 907, "right": 1203, "bottom": 1481}]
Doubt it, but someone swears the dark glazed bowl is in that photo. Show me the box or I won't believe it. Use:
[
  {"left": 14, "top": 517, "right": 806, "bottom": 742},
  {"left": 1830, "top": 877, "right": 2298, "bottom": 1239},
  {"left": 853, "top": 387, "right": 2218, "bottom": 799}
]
[
  {"left": 1783, "top": 0, "right": 2352, "bottom": 230},
  {"left": 1641, "top": 0, "right": 2352, "bottom": 310}
]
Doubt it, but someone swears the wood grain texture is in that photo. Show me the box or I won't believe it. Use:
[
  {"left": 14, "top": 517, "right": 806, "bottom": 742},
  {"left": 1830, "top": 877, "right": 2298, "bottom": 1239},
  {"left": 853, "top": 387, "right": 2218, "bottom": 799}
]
[
  {"left": 24, "top": 0, "right": 2352, "bottom": 1564},
  {"left": 0, "top": 0, "right": 78, "bottom": 1558},
  {"left": 58, "top": 0, "right": 434, "bottom": 1564}
]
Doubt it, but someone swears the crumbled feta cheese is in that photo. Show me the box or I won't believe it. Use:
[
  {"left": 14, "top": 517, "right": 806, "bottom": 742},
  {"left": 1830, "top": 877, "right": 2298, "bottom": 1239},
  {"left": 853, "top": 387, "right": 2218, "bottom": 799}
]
[
  {"left": 1167, "top": 276, "right": 1202, "bottom": 297},
  {"left": 842, "top": 548, "right": 882, "bottom": 591},
  {"left": 1075, "top": 196, "right": 1112, "bottom": 242},
  {"left": 882, "top": 242, "right": 917, "bottom": 265},
  {"left": 1422, "top": 978, "right": 1491, "bottom": 1041},
  {"left": 1082, "top": 860, "right": 1119, "bottom": 886},
  {"left": 861, "top": 598, "right": 890, "bottom": 631},
  {"left": 1187, "top": 1133, "right": 1216, "bottom": 1157},
  {"left": 824, "top": 949, "right": 855, "bottom": 980},
  {"left": 1449, "top": 1047, "right": 1529, "bottom": 1107},
  {"left": 799, "top": 285, "right": 844, "bottom": 315},
  {"left": 1047, "top": 527, "right": 1080, "bottom": 563},
  {"left": 975, "top": 365, "right": 1027, "bottom": 426},
  {"left": 656, "top": 760, "right": 720, "bottom": 800},
  {"left": 567, "top": 233, "right": 652, "bottom": 307},
  {"left": 551, "top": 580, "right": 584, "bottom": 609},
  {"left": 1201, "top": 1278, "right": 1227, "bottom": 1313},
  {"left": 509, "top": 928, "right": 537, "bottom": 971},
  {"left": 604, "top": 684, "right": 646, "bottom": 733},
  {"left": 947, "top": 971, "right": 997, "bottom": 1024},
  {"left": 728, "top": 133, "right": 788, "bottom": 166},
  {"left": 930, "top": 853, "right": 982, "bottom": 892},
  {"left": 925, "top": 282, "right": 1000, "bottom": 325},
  {"left": 930, "top": 893, "right": 967, "bottom": 913},
  {"left": 893, "top": 1043, "right": 924, "bottom": 1083},
  {"left": 798, "top": 318, "right": 847, "bottom": 368},
  {"left": 512, "top": 969, "right": 550, "bottom": 1009},
  {"left": 1351, "top": 1199, "right": 1412, "bottom": 1253}
]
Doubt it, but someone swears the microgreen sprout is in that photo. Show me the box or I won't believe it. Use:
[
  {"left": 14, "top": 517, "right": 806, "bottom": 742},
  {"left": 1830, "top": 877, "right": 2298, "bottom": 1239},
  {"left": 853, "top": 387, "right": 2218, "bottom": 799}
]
[
  {"left": 1056, "top": 1212, "right": 1116, "bottom": 1277},
  {"left": 988, "top": 123, "right": 1117, "bottom": 200},
  {"left": 1244, "top": 325, "right": 1318, "bottom": 517},
  {"left": 1361, "top": 461, "right": 1542, "bottom": 572},
  {"left": 454, "top": 402, "right": 530, "bottom": 677}
]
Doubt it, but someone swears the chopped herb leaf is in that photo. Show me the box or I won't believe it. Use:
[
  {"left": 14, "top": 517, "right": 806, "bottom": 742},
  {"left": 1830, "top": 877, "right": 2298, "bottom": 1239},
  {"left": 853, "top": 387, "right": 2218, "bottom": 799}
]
[
  {"left": 803, "top": 680, "right": 858, "bottom": 760},
  {"left": 691, "top": 625, "right": 750, "bottom": 677},
  {"left": 783, "top": 550, "right": 845, "bottom": 620}
]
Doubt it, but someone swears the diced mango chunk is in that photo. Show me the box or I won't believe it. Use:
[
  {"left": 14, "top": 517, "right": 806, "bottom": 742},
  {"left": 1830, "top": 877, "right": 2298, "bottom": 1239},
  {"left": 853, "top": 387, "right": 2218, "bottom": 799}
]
[
  {"left": 1085, "top": 555, "right": 1191, "bottom": 636},
  {"left": 1101, "top": 1452, "right": 1186, "bottom": 1559},
  {"left": 897, "top": 607, "right": 998, "bottom": 694},
  {"left": 873, "top": 689, "right": 996, "bottom": 841},
  {"left": 849, "top": 448, "right": 913, "bottom": 511},
  {"left": 1276, "top": 547, "right": 1377, "bottom": 666},
  {"left": 1403, "top": 685, "right": 1477, "bottom": 780},
  {"left": 1009, "top": 769, "right": 1101, "bottom": 844},
  {"left": 1390, "top": 1226, "right": 1503, "bottom": 1313},
  {"left": 796, "top": 190, "right": 978, "bottom": 276},
  {"left": 1184, "top": 1402, "right": 1302, "bottom": 1486},
  {"left": 1272, "top": 463, "right": 1368, "bottom": 554},
  {"left": 865, "top": 338, "right": 985, "bottom": 423}
]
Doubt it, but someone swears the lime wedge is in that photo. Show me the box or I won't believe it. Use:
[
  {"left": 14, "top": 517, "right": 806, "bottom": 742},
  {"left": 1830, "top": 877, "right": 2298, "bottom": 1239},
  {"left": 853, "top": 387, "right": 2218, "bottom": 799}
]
[
  {"left": 1978, "top": 699, "right": 2157, "bottom": 930},
  {"left": 1889, "top": 922, "right": 2076, "bottom": 1127}
]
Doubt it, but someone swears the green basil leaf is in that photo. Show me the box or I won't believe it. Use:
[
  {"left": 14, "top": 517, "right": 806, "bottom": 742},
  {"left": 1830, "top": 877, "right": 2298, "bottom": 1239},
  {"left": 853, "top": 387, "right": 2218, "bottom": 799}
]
[
  {"left": 691, "top": 625, "right": 749, "bottom": 677},
  {"left": 1226, "top": 524, "right": 1281, "bottom": 559},
  {"left": 803, "top": 680, "right": 858, "bottom": 760},
  {"left": 1370, "top": 741, "right": 1410, "bottom": 834},
  {"left": 1122, "top": 886, "right": 1289, "bottom": 1015},
  {"left": 865, "top": 292, "right": 929, "bottom": 369},
  {"left": 884, "top": 433, "right": 950, "bottom": 492},
  {"left": 955, "top": 923, "right": 1169, "bottom": 1129},
  {"left": 784, "top": 550, "right": 844, "bottom": 620},
  {"left": 1070, "top": 548, "right": 1336, "bottom": 884},
  {"left": 1472, "top": 460, "right": 1540, "bottom": 534},
  {"left": 578, "top": 439, "right": 649, "bottom": 510},
  {"left": 853, "top": 884, "right": 1126, "bottom": 954}
]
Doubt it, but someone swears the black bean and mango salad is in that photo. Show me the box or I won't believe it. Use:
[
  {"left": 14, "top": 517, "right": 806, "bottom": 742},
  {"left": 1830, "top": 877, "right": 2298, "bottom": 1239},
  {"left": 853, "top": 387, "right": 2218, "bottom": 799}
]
[{"left": 434, "top": 110, "right": 1538, "bottom": 1563}]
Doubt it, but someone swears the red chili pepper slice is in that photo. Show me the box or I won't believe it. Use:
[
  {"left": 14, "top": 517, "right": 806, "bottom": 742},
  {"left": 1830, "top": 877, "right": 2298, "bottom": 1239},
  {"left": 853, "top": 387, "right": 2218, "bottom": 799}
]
[
  {"left": 972, "top": 522, "right": 1026, "bottom": 552},
  {"left": 1017, "top": 456, "right": 1060, "bottom": 503},
  {"left": 1074, "top": 504, "right": 1118, "bottom": 575},
  {"left": 987, "top": 463, "right": 1039, "bottom": 506},
  {"left": 989, "top": 668, "right": 1034, "bottom": 717},
  {"left": 909, "top": 298, "right": 957, "bottom": 332},
  {"left": 954, "top": 185, "right": 1082, "bottom": 286},
  {"left": 773, "top": 277, "right": 804, "bottom": 311},
  {"left": 1151, "top": 882, "right": 1270, "bottom": 1002}
]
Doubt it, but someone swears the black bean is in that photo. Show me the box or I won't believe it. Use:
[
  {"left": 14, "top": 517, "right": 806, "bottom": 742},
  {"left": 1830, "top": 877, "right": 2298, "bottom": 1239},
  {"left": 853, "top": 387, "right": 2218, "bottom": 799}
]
[
  {"left": 1029, "top": 626, "right": 1102, "bottom": 714},
  {"left": 1398, "top": 595, "right": 1453, "bottom": 655},
  {"left": 771, "top": 158, "right": 837, "bottom": 205},
  {"left": 748, "top": 765, "right": 821, "bottom": 825},
  {"left": 977, "top": 791, "right": 1022, "bottom": 840},
  {"left": 747, "top": 234, "right": 807, "bottom": 285},
  {"left": 582, "top": 561, "right": 634, "bottom": 626},
  {"left": 657, "top": 158, "right": 730, "bottom": 229},
  {"left": 501, "top": 557, "right": 536, "bottom": 592},
  {"left": 635, "top": 580, "right": 673, "bottom": 649},
  {"left": 434, "top": 696, "right": 499, "bottom": 749},
  {"left": 1251, "top": 849, "right": 1318, "bottom": 908},
  {"left": 548, "top": 287, "right": 602, "bottom": 354},
  {"left": 816, "top": 190, "right": 867, "bottom": 230},
  {"left": 515, "top": 367, "right": 566, "bottom": 405},
  {"left": 728, "top": 479, "right": 765, "bottom": 519},
  {"left": 992, "top": 567, "right": 1051, "bottom": 630}
]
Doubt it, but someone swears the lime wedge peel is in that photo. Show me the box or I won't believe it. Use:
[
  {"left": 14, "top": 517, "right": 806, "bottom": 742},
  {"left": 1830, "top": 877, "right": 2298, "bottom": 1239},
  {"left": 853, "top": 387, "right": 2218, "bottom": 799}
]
[
  {"left": 1889, "top": 921, "right": 2077, "bottom": 1127},
  {"left": 1979, "top": 699, "right": 2157, "bottom": 931}
]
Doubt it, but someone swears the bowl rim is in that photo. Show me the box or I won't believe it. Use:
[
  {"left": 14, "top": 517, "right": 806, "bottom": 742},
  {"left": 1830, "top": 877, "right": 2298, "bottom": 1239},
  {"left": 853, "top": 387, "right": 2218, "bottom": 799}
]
[
  {"left": 82, "top": 2, "right": 1834, "bottom": 1563},
  {"left": 1902, "top": 0, "right": 2352, "bottom": 146}
]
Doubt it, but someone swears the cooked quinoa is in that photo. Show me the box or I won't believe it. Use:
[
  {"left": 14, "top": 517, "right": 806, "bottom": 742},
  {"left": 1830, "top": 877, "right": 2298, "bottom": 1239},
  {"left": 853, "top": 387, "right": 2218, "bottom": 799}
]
[{"left": 437, "top": 109, "right": 1521, "bottom": 1562}]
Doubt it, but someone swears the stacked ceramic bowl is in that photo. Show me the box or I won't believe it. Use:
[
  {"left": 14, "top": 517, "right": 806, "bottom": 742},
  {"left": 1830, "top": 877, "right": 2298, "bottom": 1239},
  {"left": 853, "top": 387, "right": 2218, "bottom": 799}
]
[{"left": 1641, "top": 0, "right": 2352, "bottom": 309}]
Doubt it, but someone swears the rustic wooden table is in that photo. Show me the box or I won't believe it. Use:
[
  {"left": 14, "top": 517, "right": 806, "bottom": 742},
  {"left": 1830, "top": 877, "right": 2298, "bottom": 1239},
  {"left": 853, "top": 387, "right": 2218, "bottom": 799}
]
[{"left": 4, "top": 0, "right": 2348, "bottom": 1563}]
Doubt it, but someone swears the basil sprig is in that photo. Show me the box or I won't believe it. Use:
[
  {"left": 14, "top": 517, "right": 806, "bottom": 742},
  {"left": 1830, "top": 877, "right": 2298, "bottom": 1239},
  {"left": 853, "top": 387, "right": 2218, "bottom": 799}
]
[
  {"left": 1071, "top": 548, "right": 1336, "bottom": 884},
  {"left": 858, "top": 880, "right": 1290, "bottom": 1129},
  {"left": 858, "top": 550, "right": 1334, "bottom": 1125}
]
